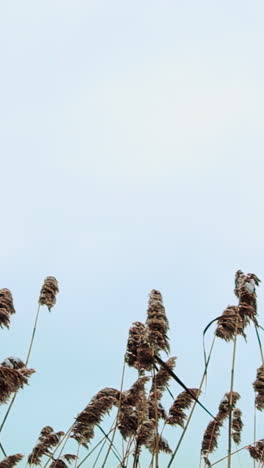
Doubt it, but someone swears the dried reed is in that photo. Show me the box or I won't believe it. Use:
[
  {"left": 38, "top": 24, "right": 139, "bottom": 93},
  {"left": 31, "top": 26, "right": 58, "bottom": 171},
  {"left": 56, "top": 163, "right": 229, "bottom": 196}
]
[
  {"left": 39, "top": 276, "right": 59, "bottom": 311},
  {"left": 0, "top": 454, "right": 23, "bottom": 468},
  {"left": 247, "top": 439, "right": 264, "bottom": 463},
  {"left": 146, "top": 290, "right": 169, "bottom": 353},
  {"left": 28, "top": 426, "right": 65, "bottom": 465},
  {"left": 253, "top": 365, "right": 264, "bottom": 410},
  {"left": 167, "top": 388, "right": 200, "bottom": 427},
  {"left": 0, "top": 289, "right": 15, "bottom": 329},
  {"left": 231, "top": 408, "right": 243, "bottom": 444},
  {"left": 0, "top": 360, "right": 35, "bottom": 404}
]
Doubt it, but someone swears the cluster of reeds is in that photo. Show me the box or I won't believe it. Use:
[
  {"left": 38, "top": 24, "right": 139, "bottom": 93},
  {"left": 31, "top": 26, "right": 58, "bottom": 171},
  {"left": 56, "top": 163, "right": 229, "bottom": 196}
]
[{"left": 0, "top": 272, "right": 263, "bottom": 468}]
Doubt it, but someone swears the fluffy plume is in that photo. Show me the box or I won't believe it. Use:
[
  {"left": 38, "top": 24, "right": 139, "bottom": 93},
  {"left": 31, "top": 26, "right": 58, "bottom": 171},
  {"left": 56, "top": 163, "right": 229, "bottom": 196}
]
[
  {"left": 146, "top": 290, "right": 169, "bottom": 353},
  {"left": 201, "top": 418, "right": 223, "bottom": 455},
  {"left": 201, "top": 391, "right": 240, "bottom": 455},
  {"left": 0, "top": 454, "right": 23, "bottom": 468},
  {"left": 118, "top": 404, "right": 138, "bottom": 439},
  {"left": 0, "top": 289, "right": 15, "bottom": 329},
  {"left": 253, "top": 365, "right": 264, "bottom": 411},
  {"left": 247, "top": 440, "right": 264, "bottom": 462},
  {"left": 167, "top": 389, "right": 200, "bottom": 427},
  {"left": 39, "top": 277, "right": 59, "bottom": 311},
  {"left": 50, "top": 455, "right": 77, "bottom": 468},
  {"left": 137, "top": 327, "right": 154, "bottom": 371},
  {"left": 146, "top": 434, "right": 172, "bottom": 454},
  {"left": 71, "top": 388, "right": 119, "bottom": 446},
  {"left": 234, "top": 270, "right": 260, "bottom": 325},
  {"left": 217, "top": 392, "right": 240, "bottom": 422},
  {"left": 151, "top": 357, "right": 176, "bottom": 394},
  {"left": 215, "top": 306, "right": 246, "bottom": 341},
  {"left": 125, "top": 322, "right": 145, "bottom": 368},
  {"left": 0, "top": 360, "right": 35, "bottom": 404},
  {"left": 28, "top": 427, "right": 65, "bottom": 465},
  {"left": 231, "top": 408, "right": 243, "bottom": 444}
]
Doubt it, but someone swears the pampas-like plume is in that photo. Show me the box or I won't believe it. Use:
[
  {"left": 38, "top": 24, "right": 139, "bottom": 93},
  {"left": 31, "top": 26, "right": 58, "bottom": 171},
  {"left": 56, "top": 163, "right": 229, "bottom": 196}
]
[
  {"left": 28, "top": 427, "right": 65, "bottom": 465},
  {"left": 146, "top": 290, "right": 169, "bottom": 353},
  {"left": 39, "top": 277, "right": 59, "bottom": 311},
  {"left": 137, "top": 328, "right": 154, "bottom": 371},
  {"left": 231, "top": 408, "right": 243, "bottom": 444},
  {"left": 247, "top": 439, "right": 264, "bottom": 462},
  {"left": 253, "top": 365, "right": 264, "bottom": 410},
  {"left": 0, "top": 454, "right": 23, "bottom": 468},
  {"left": 0, "top": 359, "right": 35, "bottom": 404},
  {"left": 201, "top": 391, "right": 240, "bottom": 455},
  {"left": 50, "top": 455, "right": 78, "bottom": 468},
  {"left": 71, "top": 389, "right": 119, "bottom": 446},
  {"left": 125, "top": 322, "right": 146, "bottom": 369},
  {"left": 146, "top": 434, "right": 172, "bottom": 454},
  {"left": 166, "top": 388, "right": 200, "bottom": 427},
  {"left": 215, "top": 306, "right": 245, "bottom": 341},
  {"left": 0, "top": 289, "right": 15, "bottom": 329},
  {"left": 234, "top": 270, "right": 260, "bottom": 324},
  {"left": 151, "top": 357, "right": 176, "bottom": 394}
]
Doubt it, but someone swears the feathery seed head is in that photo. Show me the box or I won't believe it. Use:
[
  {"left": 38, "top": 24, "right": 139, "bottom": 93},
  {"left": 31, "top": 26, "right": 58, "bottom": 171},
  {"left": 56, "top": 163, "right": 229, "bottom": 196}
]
[
  {"left": 39, "top": 276, "right": 59, "bottom": 311},
  {"left": 0, "top": 289, "right": 15, "bottom": 329}
]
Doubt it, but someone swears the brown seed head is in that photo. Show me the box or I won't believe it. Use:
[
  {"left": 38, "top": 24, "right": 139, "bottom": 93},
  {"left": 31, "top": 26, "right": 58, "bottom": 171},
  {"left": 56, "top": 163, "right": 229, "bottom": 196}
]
[
  {"left": 39, "top": 277, "right": 59, "bottom": 310},
  {"left": 231, "top": 408, "right": 243, "bottom": 444},
  {"left": 0, "top": 362, "right": 35, "bottom": 405},
  {"left": 215, "top": 306, "right": 246, "bottom": 341},
  {"left": 167, "top": 389, "right": 200, "bottom": 427},
  {"left": 0, "top": 289, "right": 15, "bottom": 329},
  {"left": 253, "top": 365, "right": 264, "bottom": 411},
  {"left": 146, "top": 290, "right": 170, "bottom": 353},
  {"left": 0, "top": 454, "right": 23, "bottom": 468},
  {"left": 125, "top": 322, "right": 145, "bottom": 368},
  {"left": 28, "top": 428, "right": 64, "bottom": 465},
  {"left": 247, "top": 440, "right": 264, "bottom": 462}
]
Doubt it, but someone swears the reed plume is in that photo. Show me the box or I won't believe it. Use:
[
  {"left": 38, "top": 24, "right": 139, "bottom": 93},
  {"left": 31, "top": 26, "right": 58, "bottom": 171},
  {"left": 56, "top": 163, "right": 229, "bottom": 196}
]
[
  {"left": 231, "top": 408, "right": 243, "bottom": 444},
  {"left": 253, "top": 365, "right": 264, "bottom": 410},
  {"left": 247, "top": 439, "right": 264, "bottom": 462},
  {"left": 146, "top": 434, "right": 172, "bottom": 455},
  {"left": 201, "top": 391, "right": 240, "bottom": 456},
  {"left": 71, "top": 389, "right": 118, "bottom": 446},
  {"left": 39, "top": 277, "right": 59, "bottom": 311},
  {"left": 125, "top": 322, "right": 146, "bottom": 369},
  {"left": 49, "top": 454, "right": 77, "bottom": 468},
  {"left": 0, "top": 359, "right": 35, "bottom": 404},
  {"left": 215, "top": 306, "right": 245, "bottom": 341},
  {"left": 234, "top": 270, "right": 260, "bottom": 325},
  {"left": 0, "top": 454, "right": 23, "bottom": 468},
  {"left": 28, "top": 426, "right": 65, "bottom": 465},
  {"left": 166, "top": 388, "right": 200, "bottom": 427},
  {"left": 0, "top": 289, "right": 15, "bottom": 329},
  {"left": 146, "top": 289, "right": 169, "bottom": 353}
]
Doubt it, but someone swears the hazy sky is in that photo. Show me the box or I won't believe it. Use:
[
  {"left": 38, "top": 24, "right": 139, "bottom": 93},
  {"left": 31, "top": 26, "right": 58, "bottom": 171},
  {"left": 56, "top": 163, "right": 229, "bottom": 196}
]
[{"left": 1, "top": 1, "right": 264, "bottom": 467}]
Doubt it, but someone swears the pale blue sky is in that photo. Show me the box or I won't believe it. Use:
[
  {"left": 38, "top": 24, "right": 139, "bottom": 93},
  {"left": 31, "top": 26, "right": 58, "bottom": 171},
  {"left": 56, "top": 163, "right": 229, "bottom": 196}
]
[{"left": 0, "top": 1, "right": 264, "bottom": 466}]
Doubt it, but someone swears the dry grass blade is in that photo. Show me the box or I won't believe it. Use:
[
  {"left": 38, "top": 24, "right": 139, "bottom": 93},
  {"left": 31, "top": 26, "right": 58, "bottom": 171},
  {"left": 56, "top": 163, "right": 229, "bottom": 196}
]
[
  {"left": 0, "top": 454, "right": 23, "bottom": 468},
  {"left": 0, "top": 289, "right": 15, "bottom": 329},
  {"left": 39, "top": 276, "right": 59, "bottom": 311}
]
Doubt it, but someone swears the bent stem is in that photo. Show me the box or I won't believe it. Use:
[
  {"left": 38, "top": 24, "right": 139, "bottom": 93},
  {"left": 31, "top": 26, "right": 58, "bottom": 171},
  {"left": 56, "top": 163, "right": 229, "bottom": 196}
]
[{"left": 167, "top": 335, "right": 216, "bottom": 468}]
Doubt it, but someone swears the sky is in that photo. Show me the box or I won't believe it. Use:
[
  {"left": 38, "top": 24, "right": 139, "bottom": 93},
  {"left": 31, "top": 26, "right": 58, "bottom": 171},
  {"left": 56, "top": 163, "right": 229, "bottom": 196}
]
[{"left": 0, "top": 1, "right": 264, "bottom": 466}]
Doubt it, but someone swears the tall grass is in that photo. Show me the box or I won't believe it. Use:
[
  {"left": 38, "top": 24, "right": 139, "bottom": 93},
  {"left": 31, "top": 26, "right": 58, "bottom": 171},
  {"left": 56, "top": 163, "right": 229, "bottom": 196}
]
[{"left": 0, "top": 271, "right": 263, "bottom": 467}]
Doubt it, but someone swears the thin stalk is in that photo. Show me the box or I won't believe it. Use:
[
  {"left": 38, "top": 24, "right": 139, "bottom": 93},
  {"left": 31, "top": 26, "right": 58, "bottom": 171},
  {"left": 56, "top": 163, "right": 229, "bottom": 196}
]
[
  {"left": 74, "top": 443, "right": 80, "bottom": 468},
  {"left": 253, "top": 325, "right": 264, "bottom": 468},
  {"left": 77, "top": 427, "right": 115, "bottom": 468},
  {"left": 0, "top": 304, "right": 41, "bottom": 436},
  {"left": 227, "top": 331, "right": 238, "bottom": 468},
  {"left": 101, "top": 356, "right": 126, "bottom": 468},
  {"left": 96, "top": 423, "right": 122, "bottom": 461},
  {"left": 167, "top": 335, "right": 216, "bottom": 468},
  {"left": 153, "top": 366, "right": 159, "bottom": 468},
  {"left": 210, "top": 441, "right": 258, "bottom": 466}
]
